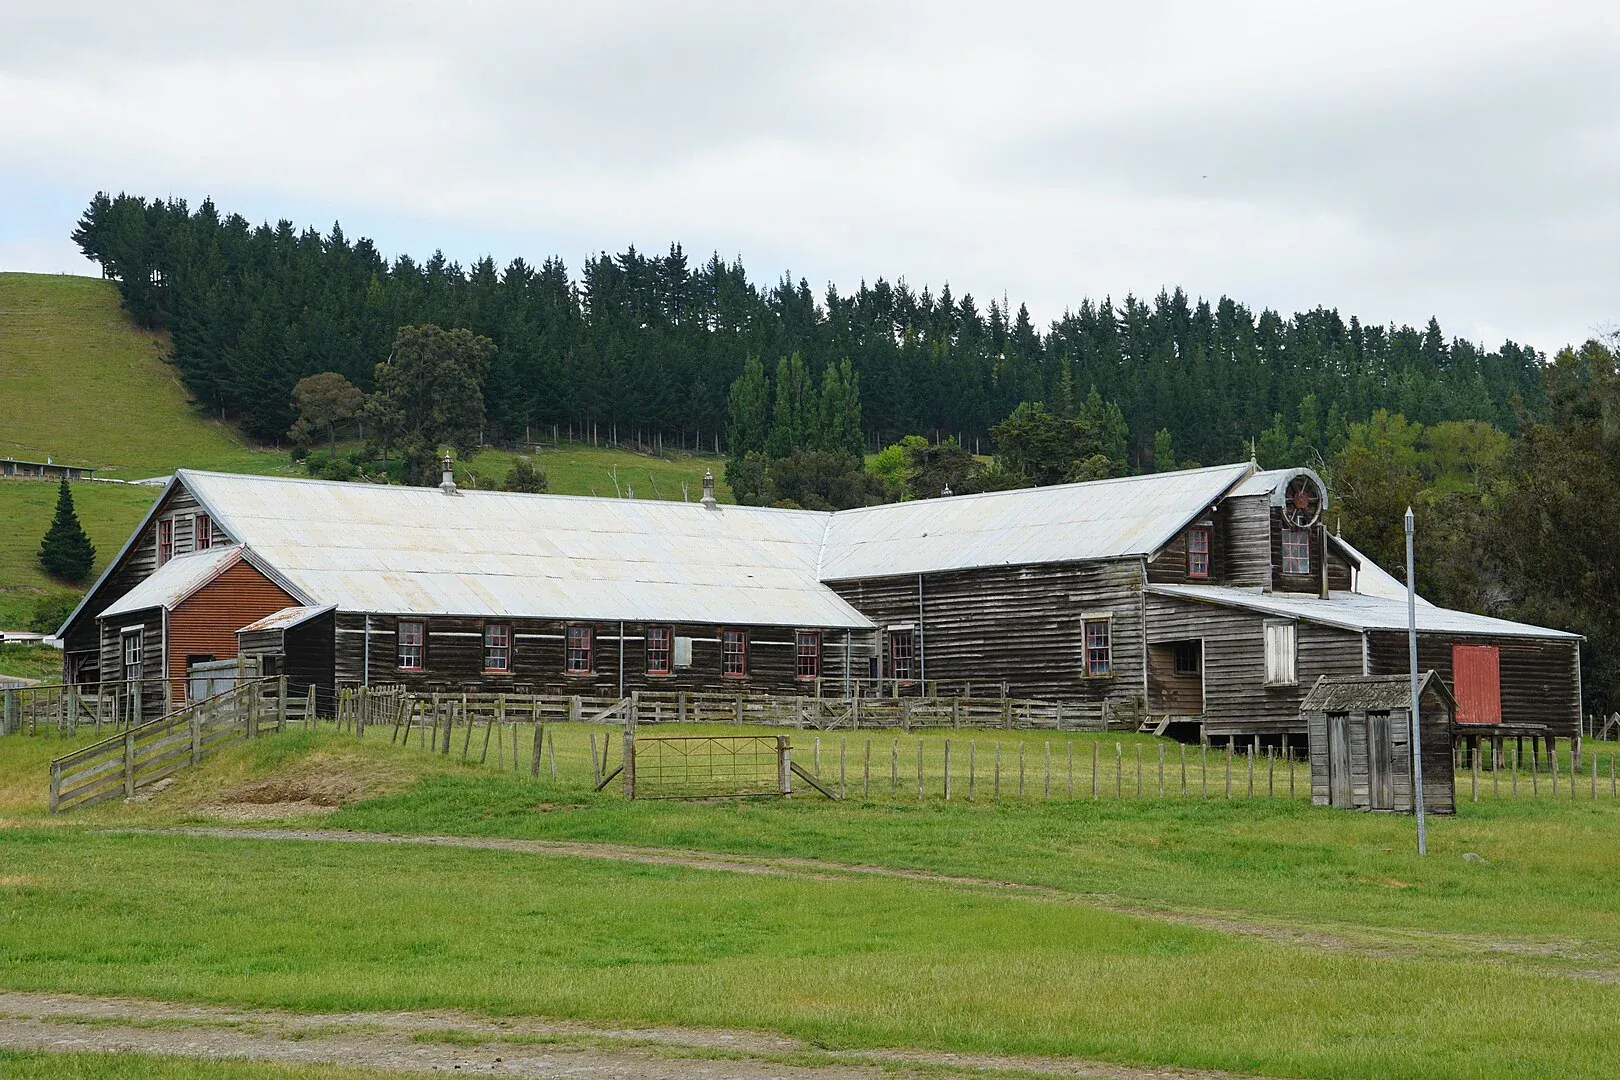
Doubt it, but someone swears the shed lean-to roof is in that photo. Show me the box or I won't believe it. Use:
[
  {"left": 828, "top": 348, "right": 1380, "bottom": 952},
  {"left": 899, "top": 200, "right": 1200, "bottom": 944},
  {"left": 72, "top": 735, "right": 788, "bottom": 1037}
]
[
  {"left": 179, "top": 471, "right": 874, "bottom": 630},
  {"left": 236, "top": 604, "right": 336, "bottom": 634},
  {"left": 1147, "top": 583, "right": 1581, "bottom": 640},
  {"left": 1299, "top": 672, "right": 1457, "bottom": 714},
  {"left": 816, "top": 463, "right": 1251, "bottom": 581},
  {"left": 98, "top": 545, "right": 247, "bottom": 620}
]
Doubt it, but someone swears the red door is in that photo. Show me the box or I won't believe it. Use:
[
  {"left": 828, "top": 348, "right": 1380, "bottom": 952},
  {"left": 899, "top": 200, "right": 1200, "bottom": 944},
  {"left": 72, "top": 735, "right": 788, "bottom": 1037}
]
[{"left": 1452, "top": 645, "right": 1502, "bottom": 725}]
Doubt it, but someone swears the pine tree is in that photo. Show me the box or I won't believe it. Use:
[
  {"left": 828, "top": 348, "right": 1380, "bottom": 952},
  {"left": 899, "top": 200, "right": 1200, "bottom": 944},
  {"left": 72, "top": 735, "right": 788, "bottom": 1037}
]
[
  {"left": 1153, "top": 428, "right": 1176, "bottom": 472},
  {"left": 38, "top": 479, "right": 96, "bottom": 583},
  {"left": 725, "top": 357, "right": 770, "bottom": 461}
]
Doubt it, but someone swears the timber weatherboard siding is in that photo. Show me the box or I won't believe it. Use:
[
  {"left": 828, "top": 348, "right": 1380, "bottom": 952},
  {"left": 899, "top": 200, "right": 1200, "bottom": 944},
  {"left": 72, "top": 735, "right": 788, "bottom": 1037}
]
[
  {"left": 1365, "top": 631, "right": 1580, "bottom": 738},
  {"left": 332, "top": 612, "right": 860, "bottom": 696},
  {"left": 1146, "top": 593, "right": 1364, "bottom": 738},
  {"left": 827, "top": 559, "right": 1149, "bottom": 704},
  {"left": 1221, "top": 495, "right": 1273, "bottom": 588}
]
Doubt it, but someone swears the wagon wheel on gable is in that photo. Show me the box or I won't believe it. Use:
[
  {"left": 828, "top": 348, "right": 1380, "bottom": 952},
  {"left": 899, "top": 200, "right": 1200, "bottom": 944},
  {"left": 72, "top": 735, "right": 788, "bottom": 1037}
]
[{"left": 1281, "top": 474, "right": 1323, "bottom": 529}]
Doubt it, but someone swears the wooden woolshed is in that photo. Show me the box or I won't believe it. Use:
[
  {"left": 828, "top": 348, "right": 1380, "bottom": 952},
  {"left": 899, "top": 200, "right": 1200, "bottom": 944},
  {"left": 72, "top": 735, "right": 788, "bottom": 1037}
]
[{"left": 1302, "top": 673, "right": 1455, "bottom": 814}]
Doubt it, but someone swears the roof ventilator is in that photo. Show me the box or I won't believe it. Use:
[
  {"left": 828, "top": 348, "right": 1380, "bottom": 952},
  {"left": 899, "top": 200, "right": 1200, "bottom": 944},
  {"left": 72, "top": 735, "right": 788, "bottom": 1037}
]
[
  {"left": 700, "top": 470, "right": 719, "bottom": 509},
  {"left": 440, "top": 453, "right": 460, "bottom": 496}
]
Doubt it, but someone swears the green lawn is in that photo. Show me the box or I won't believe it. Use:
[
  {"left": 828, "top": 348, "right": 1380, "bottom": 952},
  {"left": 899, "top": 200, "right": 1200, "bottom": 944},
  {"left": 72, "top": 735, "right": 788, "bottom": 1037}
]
[{"left": 1, "top": 726, "right": 1618, "bottom": 1078}]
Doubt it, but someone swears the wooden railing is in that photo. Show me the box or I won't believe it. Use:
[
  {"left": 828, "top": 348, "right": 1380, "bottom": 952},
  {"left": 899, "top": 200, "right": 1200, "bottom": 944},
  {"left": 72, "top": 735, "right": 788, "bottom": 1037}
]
[
  {"left": 320, "top": 686, "right": 1125, "bottom": 740},
  {"left": 47, "top": 678, "right": 287, "bottom": 814},
  {"left": 2, "top": 679, "right": 174, "bottom": 736}
]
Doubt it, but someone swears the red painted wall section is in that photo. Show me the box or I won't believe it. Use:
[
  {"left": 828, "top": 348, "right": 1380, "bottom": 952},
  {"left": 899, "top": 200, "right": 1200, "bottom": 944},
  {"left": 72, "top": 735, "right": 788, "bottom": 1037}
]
[
  {"left": 168, "top": 559, "right": 297, "bottom": 704},
  {"left": 1452, "top": 644, "right": 1502, "bottom": 725}
]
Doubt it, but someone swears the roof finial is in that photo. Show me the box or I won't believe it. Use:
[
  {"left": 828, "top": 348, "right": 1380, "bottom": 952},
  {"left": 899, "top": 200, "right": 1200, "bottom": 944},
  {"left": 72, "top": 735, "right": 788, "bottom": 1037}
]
[{"left": 1248, "top": 437, "right": 1258, "bottom": 467}]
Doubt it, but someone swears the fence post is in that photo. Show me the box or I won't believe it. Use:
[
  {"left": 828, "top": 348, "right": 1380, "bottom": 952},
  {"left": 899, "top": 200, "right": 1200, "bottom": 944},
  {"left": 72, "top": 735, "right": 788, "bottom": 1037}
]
[
  {"left": 623, "top": 730, "right": 636, "bottom": 798},
  {"left": 679, "top": 692, "right": 687, "bottom": 724},
  {"left": 191, "top": 707, "right": 201, "bottom": 766},
  {"left": 590, "top": 732, "right": 600, "bottom": 787},
  {"left": 124, "top": 728, "right": 136, "bottom": 798},
  {"left": 49, "top": 759, "right": 61, "bottom": 814},
  {"left": 777, "top": 734, "right": 791, "bottom": 796},
  {"left": 944, "top": 739, "right": 952, "bottom": 801},
  {"left": 2, "top": 690, "right": 15, "bottom": 736},
  {"left": 277, "top": 676, "right": 288, "bottom": 732},
  {"left": 531, "top": 723, "right": 545, "bottom": 779}
]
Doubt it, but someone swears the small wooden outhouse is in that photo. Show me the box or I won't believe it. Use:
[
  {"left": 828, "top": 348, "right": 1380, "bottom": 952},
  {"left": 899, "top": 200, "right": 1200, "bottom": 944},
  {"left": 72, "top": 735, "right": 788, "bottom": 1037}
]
[{"left": 1302, "top": 672, "right": 1455, "bottom": 814}]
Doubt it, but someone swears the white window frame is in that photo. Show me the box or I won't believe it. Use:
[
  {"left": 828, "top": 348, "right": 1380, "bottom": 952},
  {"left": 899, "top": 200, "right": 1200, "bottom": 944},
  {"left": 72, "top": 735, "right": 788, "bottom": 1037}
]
[
  {"left": 1264, "top": 620, "right": 1297, "bottom": 686},
  {"left": 122, "top": 629, "right": 144, "bottom": 682},
  {"left": 397, "top": 620, "right": 425, "bottom": 671},
  {"left": 1281, "top": 527, "right": 1311, "bottom": 575},
  {"left": 482, "top": 622, "right": 511, "bottom": 673}
]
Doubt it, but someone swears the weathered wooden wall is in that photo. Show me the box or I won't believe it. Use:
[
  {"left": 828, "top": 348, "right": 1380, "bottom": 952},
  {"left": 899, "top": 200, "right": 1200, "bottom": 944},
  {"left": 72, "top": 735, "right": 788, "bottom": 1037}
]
[
  {"left": 1146, "top": 593, "right": 1364, "bottom": 738},
  {"left": 1221, "top": 494, "right": 1273, "bottom": 588},
  {"left": 95, "top": 606, "right": 166, "bottom": 718},
  {"left": 1146, "top": 512, "right": 1224, "bottom": 586},
  {"left": 62, "top": 483, "right": 228, "bottom": 687},
  {"left": 332, "top": 613, "right": 865, "bottom": 696},
  {"left": 827, "top": 560, "right": 1148, "bottom": 703},
  {"left": 1365, "top": 631, "right": 1579, "bottom": 737}
]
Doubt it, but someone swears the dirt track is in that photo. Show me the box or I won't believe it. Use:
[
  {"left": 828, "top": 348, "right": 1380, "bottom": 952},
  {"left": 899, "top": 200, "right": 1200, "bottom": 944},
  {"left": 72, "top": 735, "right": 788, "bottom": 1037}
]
[{"left": 0, "top": 990, "right": 1261, "bottom": 1080}]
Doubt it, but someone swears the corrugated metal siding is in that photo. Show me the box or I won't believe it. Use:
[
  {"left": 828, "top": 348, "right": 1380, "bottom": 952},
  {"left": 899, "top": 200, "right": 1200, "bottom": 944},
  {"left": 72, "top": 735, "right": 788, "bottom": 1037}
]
[
  {"left": 1452, "top": 644, "right": 1503, "bottom": 725},
  {"left": 167, "top": 560, "right": 297, "bottom": 703}
]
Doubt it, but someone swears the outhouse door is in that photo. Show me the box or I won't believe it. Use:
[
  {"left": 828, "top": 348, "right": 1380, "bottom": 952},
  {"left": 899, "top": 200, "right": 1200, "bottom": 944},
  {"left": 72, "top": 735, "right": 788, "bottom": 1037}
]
[
  {"left": 1327, "top": 713, "right": 1354, "bottom": 808},
  {"left": 1365, "top": 711, "right": 1394, "bottom": 811}
]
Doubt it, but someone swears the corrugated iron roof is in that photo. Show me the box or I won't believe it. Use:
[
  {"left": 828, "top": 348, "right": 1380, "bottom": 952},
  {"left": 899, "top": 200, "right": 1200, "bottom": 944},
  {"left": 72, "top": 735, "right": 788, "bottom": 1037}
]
[
  {"left": 182, "top": 472, "right": 874, "bottom": 629},
  {"left": 100, "top": 545, "right": 243, "bottom": 619},
  {"left": 1334, "top": 534, "right": 1433, "bottom": 606},
  {"left": 816, "top": 463, "right": 1252, "bottom": 581},
  {"left": 1148, "top": 583, "right": 1580, "bottom": 639},
  {"left": 236, "top": 604, "right": 336, "bottom": 634}
]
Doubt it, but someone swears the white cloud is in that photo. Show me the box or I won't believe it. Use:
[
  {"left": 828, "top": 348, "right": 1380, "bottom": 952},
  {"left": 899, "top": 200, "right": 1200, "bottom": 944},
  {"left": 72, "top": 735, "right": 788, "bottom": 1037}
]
[{"left": 1, "top": 0, "right": 1617, "bottom": 349}]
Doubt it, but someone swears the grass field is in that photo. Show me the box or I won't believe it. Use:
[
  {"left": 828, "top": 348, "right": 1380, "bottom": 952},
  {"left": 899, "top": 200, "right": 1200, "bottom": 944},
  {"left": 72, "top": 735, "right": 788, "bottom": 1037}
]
[
  {"left": 1, "top": 725, "right": 1617, "bottom": 1079},
  {"left": 0, "top": 271, "right": 729, "bottom": 629}
]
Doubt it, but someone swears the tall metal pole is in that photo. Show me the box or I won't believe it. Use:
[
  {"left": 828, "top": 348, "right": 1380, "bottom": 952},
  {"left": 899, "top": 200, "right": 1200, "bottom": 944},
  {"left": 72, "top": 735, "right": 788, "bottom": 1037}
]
[{"left": 1404, "top": 506, "right": 1427, "bottom": 855}]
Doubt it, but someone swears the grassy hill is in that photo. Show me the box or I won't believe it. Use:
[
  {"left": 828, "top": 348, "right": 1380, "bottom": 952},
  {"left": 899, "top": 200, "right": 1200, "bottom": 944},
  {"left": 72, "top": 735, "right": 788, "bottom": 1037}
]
[{"left": 0, "top": 272, "right": 729, "bottom": 631}]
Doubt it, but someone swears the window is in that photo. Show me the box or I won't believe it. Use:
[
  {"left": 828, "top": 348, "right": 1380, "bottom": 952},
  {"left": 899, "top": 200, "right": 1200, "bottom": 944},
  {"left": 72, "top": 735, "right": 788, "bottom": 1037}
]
[
  {"left": 1173, "top": 641, "right": 1201, "bottom": 676},
  {"left": 483, "top": 622, "right": 511, "bottom": 673},
  {"left": 889, "top": 629, "right": 915, "bottom": 682},
  {"left": 122, "top": 630, "right": 144, "bottom": 681},
  {"left": 194, "top": 514, "right": 212, "bottom": 551},
  {"left": 1281, "top": 527, "right": 1311, "bottom": 575},
  {"left": 722, "top": 630, "right": 748, "bottom": 678},
  {"left": 646, "top": 627, "right": 672, "bottom": 675},
  {"left": 566, "top": 626, "right": 593, "bottom": 674},
  {"left": 796, "top": 631, "right": 820, "bottom": 680},
  {"left": 1264, "top": 621, "right": 1297, "bottom": 685},
  {"left": 1187, "top": 527, "right": 1211, "bottom": 579},
  {"left": 1084, "top": 619, "right": 1112, "bottom": 676},
  {"left": 397, "top": 620, "right": 424, "bottom": 671},
  {"left": 157, "top": 518, "right": 173, "bottom": 565}
]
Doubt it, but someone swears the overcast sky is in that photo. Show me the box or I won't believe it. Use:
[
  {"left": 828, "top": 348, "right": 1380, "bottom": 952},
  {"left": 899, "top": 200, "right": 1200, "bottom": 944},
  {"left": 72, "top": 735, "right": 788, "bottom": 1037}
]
[{"left": 2, "top": 1, "right": 1616, "bottom": 351}]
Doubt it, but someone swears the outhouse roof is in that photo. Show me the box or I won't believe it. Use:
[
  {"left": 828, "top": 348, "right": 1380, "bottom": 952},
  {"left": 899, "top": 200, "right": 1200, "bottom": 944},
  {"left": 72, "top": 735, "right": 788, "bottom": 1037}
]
[{"left": 1299, "top": 672, "right": 1457, "bottom": 713}]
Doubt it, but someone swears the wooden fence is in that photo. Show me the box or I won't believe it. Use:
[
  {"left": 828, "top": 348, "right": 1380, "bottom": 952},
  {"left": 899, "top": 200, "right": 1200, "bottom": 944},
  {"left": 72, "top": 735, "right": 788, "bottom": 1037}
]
[
  {"left": 313, "top": 686, "right": 1121, "bottom": 737},
  {"left": 2, "top": 680, "right": 172, "bottom": 736},
  {"left": 47, "top": 678, "right": 288, "bottom": 814}
]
